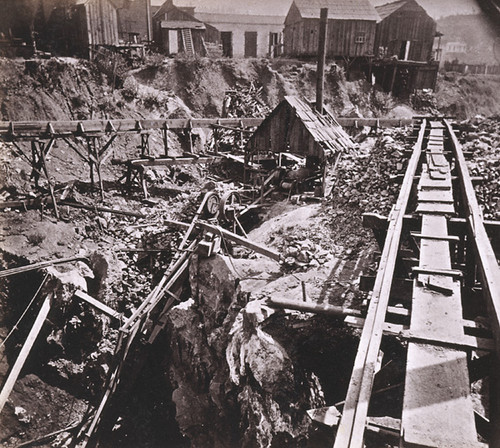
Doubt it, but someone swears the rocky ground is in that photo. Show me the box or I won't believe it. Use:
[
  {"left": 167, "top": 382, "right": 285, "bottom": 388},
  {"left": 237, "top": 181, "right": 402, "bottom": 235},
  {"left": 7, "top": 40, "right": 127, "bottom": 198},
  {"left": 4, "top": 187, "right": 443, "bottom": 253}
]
[{"left": 0, "top": 55, "right": 499, "bottom": 447}]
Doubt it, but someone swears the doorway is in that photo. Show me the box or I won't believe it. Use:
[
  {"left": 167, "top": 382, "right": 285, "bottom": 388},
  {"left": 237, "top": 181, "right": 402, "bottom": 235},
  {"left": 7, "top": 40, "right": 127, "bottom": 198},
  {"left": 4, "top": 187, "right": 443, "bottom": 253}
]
[
  {"left": 244, "top": 31, "right": 257, "bottom": 58},
  {"left": 221, "top": 31, "right": 233, "bottom": 58}
]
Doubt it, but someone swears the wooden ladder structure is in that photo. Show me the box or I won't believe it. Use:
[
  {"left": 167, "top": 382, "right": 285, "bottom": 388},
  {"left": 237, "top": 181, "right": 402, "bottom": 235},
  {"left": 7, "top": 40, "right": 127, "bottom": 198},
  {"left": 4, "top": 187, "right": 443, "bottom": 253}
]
[{"left": 181, "top": 29, "right": 195, "bottom": 56}]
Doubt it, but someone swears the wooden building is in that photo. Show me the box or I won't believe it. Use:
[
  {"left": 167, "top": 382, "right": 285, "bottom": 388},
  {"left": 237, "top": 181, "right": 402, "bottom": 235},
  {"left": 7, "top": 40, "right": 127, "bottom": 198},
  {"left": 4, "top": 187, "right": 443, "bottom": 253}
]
[
  {"left": 246, "top": 96, "right": 353, "bottom": 165},
  {"left": 153, "top": 0, "right": 212, "bottom": 56},
  {"left": 115, "top": 0, "right": 152, "bottom": 44},
  {"left": 283, "top": 0, "right": 379, "bottom": 59},
  {"left": 45, "top": 0, "right": 119, "bottom": 58},
  {"left": 374, "top": 0, "right": 436, "bottom": 62},
  {"left": 169, "top": 0, "right": 289, "bottom": 58}
]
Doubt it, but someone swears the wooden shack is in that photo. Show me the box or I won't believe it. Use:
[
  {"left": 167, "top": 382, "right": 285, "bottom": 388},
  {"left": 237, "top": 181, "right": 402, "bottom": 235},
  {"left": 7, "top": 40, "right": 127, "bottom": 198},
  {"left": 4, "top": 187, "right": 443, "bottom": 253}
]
[
  {"left": 246, "top": 96, "right": 353, "bottom": 164},
  {"left": 116, "top": 0, "right": 152, "bottom": 44},
  {"left": 45, "top": 0, "right": 119, "bottom": 58},
  {"left": 283, "top": 0, "right": 379, "bottom": 59},
  {"left": 153, "top": 0, "right": 213, "bottom": 56},
  {"left": 374, "top": 0, "right": 436, "bottom": 62}
]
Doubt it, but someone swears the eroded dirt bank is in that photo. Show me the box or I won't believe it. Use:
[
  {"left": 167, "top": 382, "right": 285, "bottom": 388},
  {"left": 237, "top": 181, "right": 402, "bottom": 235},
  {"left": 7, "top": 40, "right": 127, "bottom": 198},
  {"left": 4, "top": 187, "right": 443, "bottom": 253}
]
[{"left": 0, "top": 56, "right": 499, "bottom": 447}]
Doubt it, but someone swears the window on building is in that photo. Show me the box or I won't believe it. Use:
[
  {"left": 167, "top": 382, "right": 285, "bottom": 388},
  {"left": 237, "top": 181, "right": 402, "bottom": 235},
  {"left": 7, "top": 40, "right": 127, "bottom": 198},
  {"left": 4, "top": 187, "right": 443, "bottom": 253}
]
[{"left": 355, "top": 33, "right": 365, "bottom": 44}]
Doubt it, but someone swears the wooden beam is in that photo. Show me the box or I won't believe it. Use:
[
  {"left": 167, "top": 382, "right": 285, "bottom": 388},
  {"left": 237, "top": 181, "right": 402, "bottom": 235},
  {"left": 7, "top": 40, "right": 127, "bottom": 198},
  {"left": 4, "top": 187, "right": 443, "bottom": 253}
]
[
  {"left": 0, "top": 256, "right": 88, "bottom": 278},
  {"left": 0, "top": 294, "right": 51, "bottom": 414},
  {"left": 267, "top": 297, "right": 362, "bottom": 317},
  {"left": 74, "top": 290, "right": 121, "bottom": 320},
  {"left": 196, "top": 221, "right": 282, "bottom": 262}
]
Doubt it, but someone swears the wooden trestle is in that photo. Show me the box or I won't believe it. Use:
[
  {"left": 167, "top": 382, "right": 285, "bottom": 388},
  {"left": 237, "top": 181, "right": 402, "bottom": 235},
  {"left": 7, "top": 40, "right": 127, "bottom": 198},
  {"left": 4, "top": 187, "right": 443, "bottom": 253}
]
[{"left": 334, "top": 118, "right": 500, "bottom": 448}]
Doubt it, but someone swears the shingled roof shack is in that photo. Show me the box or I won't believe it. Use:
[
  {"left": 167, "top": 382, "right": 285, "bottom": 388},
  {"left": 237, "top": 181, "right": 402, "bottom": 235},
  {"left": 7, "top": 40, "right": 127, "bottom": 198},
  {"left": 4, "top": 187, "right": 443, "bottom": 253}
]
[{"left": 246, "top": 96, "right": 353, "bottom": 164}]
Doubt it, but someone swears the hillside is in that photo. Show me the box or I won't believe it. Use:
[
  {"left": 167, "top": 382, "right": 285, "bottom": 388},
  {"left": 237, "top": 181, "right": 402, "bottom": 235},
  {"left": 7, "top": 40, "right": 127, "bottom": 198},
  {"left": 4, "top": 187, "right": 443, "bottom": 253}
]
[{"left": 437, "top": 14, "right": 500, "bottom": 64}]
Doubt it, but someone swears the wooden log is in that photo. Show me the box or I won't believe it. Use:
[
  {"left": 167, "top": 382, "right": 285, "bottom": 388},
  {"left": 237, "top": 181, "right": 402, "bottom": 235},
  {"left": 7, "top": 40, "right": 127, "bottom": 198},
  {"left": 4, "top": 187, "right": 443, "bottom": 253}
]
[
  {"left": 267, "top": 297, "right": 361, "bottom": 317},
  {"left": 0, "top": 294, "right": 51, "bottom": 414}
]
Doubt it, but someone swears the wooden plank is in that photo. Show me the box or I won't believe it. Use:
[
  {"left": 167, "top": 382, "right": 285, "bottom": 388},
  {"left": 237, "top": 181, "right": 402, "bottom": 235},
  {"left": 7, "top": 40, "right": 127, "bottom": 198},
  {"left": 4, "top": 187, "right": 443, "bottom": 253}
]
[
  {"left": 416, "top": 202, "right": 456, "bottom": 214},
  {"left": 0, "top": 256, "right": 88, "bottom": 278},
  {"left": 0, "top": 294, "right": 51, "bottom": 414},
  {"left": 446, "top": 120, "right": 500, "bottom": 444},
  {"left": 417, "top": 189, "right": 454, "bottom": 203},
  {"left": 196, "top": 221, "right": 282, "bottom": 262},
  {"left": 74, "top": 290, "right": 121, "bottom": 320},
  {"left": 333, "top": 120, "right": 427, "bottom": 448}
]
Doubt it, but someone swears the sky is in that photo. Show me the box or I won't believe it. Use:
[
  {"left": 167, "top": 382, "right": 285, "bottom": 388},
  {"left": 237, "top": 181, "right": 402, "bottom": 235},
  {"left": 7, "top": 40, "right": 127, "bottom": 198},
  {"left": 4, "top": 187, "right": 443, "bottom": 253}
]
[{"left": 151, "top": 0, "right": 484, "bottom": 18}]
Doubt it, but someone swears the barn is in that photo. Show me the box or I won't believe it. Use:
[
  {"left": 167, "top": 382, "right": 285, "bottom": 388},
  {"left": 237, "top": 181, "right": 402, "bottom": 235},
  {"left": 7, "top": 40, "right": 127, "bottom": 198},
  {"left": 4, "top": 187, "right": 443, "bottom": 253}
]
[
  {"left": 374, "top": 0, "right": 436, "bottom": 62},
  {"left": 283, "top": 0, "right": 379, "bottom": 60}
]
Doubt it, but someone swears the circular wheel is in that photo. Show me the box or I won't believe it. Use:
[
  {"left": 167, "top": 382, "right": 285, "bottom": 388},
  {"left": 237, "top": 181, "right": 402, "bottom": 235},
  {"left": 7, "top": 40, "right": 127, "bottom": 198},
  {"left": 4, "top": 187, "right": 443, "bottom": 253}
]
[
  {"left": 219, "top": 191, "right": 241, "bottom": 222},
  {"left": 203, "top": 192, "right": 220, "bottom": 218}
]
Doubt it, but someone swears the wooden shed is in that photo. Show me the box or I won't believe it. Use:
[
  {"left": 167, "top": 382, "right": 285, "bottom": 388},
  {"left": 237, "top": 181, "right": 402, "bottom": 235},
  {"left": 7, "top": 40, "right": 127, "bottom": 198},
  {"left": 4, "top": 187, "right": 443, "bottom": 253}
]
[
  {"left": 374, "top": 0, "right": 436, "bottom": 62},
  {"left": 115, "top": 0, "right": 152, "bottom": 44},
  {"left": 153, "top": 0, "right": 212, "bottom": 56},
  {"left": 45, "top": 0, "right": 119, "bottom": 58},
  {"left": 283, "top": 0, "right": 379, "bottom": 59},
  {"left": 246, "top": 96, "right": 353, "bottom": 164}
]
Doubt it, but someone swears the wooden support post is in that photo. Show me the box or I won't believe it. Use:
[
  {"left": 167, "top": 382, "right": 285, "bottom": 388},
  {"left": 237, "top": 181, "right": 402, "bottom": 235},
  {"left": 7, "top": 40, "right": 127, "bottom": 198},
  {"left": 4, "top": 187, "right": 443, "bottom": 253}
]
[
  {"left": 140, "top": 133, "right": 150, "bottom": 157},
  {"left": 0, "top": 294, "right": 51, "bottom": 414},
  {"left": 316, "top": 8, "right": 328, "bottom": 114},
  {"left": 389, "top": 62, "right": 398, "bottom": 95},
  {"left": 188, "top": 120, "right": 193, "bottom": 154},
  {"left": 214, "top": 120, "right": 220, "bottom": 155},
  {"left": 39, "top": 141, "right": 59, "bottom": 220},
  {"left": 162, "top": 125, "right": 169, "bottom": 157}
]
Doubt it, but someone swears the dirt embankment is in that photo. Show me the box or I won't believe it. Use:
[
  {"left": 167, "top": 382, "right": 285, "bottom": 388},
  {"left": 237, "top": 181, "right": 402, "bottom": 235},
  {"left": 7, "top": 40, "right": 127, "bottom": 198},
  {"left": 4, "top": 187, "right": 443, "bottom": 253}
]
[{"left": 434, "top": 72, "right": 500, "bottom": 120}]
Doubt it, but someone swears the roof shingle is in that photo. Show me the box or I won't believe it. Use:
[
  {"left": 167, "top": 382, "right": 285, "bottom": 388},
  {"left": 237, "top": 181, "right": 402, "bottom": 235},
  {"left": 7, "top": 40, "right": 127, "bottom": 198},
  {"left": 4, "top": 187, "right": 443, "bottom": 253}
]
[{"left": 292, "top": 0, "right": 380, "bottom": 21}]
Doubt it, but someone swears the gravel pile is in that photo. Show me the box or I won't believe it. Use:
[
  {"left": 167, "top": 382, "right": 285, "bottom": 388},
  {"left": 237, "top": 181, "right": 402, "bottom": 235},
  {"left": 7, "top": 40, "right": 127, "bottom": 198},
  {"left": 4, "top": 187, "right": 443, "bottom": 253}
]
[{"left": 460, "top": 116, "right": 500, "bottom": 220}]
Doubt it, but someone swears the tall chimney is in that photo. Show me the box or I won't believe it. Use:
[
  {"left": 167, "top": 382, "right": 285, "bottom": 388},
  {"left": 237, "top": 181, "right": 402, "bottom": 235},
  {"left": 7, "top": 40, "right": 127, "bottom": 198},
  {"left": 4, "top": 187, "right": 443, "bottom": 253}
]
[{"left": 316, "top": 8, "right": 328, "bottom": 114}]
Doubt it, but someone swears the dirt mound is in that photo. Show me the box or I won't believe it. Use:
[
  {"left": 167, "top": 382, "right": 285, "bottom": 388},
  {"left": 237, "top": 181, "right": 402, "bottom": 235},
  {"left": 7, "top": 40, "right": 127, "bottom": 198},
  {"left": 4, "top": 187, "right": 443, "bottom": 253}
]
[{"left": 435, "top": 73, "right": 500, "bottom": 120}]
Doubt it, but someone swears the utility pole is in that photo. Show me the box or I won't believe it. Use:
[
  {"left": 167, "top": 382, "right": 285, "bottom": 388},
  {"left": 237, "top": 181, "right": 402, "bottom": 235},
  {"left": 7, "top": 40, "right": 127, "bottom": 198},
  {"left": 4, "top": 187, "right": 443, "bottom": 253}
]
[{"left": 316, "top": 7, "right": 328, "bottom": 114}]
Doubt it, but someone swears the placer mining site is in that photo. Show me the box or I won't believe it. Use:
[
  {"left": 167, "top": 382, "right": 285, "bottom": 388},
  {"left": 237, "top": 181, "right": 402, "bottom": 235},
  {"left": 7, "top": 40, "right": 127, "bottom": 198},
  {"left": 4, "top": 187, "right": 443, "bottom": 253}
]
[{"left": 1, "top": 1, "right": 500, "bottom": 447}]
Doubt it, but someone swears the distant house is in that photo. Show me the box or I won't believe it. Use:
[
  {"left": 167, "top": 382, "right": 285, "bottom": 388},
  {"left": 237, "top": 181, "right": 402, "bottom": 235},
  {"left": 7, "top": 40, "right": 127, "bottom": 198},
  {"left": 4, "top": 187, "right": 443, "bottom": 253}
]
[
  {"left": 45, "top": 0, "right": 119, "bottom": 57},
  {"left": 115, "top": 0, "right": 152, "bottom": 44},
  {"left": 283, "top": 0, "right": 379, "bottom": 59},
  {"left": 444, "top": 41, "right": 467, "bottom": 53},
  {"left": 168, "top": 0, "right": 291, "bottom": 58},
  {"left": 152, "top": 0, "right": 213, "bottom": 56},
  {"left": 374, "top": 0, "right": 436, "bottom": 62}
]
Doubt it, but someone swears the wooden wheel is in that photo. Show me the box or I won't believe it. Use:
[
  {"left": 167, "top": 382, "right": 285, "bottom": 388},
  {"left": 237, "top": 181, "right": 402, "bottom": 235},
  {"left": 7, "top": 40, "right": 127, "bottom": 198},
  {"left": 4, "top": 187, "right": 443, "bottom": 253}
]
[
  {"left": 219, "top": 191, "right": 241, "bottom": 222},
  {"left": 203, "top": 192, "right": 220, "bottom": 218}
]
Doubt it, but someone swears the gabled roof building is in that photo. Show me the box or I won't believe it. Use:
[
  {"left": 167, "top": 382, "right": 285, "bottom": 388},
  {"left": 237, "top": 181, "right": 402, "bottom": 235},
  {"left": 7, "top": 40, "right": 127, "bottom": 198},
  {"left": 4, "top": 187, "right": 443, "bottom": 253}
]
[
  {"left": 283, "top": 0, "right": 379, "bottom": 59},
  {"left": 374, "top": 0, "right": 436, "bottom": 61}
]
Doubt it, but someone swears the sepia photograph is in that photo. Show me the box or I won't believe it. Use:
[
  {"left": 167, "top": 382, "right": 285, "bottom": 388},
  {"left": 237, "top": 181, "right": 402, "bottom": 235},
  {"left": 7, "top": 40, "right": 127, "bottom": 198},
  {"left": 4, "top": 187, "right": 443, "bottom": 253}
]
[{"left": 0, "top": 0, "right": 499, "bottom": 447}]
